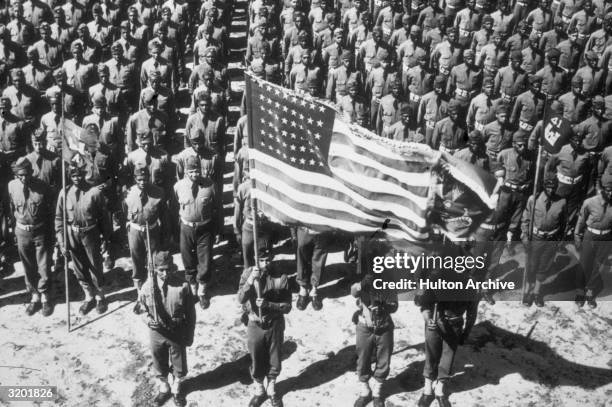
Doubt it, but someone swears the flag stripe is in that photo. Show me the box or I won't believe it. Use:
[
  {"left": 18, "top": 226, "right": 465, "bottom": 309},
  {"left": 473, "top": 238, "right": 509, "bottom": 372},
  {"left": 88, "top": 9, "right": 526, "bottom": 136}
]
[
  {"left": 251, "top": 169, "right": 426, "bottom": 236},
  {"left": 250, "top": 150, "right": 429, "bottom": 227}
]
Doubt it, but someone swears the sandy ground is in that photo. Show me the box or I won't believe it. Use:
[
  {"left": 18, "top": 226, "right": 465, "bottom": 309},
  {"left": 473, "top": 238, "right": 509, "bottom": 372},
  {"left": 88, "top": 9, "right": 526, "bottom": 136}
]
[{"left": 1, "top": 2, "right": 612, "bottom": 406}]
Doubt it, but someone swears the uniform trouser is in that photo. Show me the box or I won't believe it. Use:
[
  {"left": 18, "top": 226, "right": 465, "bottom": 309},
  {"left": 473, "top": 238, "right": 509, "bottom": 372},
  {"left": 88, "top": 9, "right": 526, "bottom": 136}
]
[
  {"left": 128, "top": 225, "right": 160, "bottom": 281},
  {"left": 496, "top": 188, "right": 529, "bottom": 240},
  {"left": 370, "top": 98, "right": 381, "bottom": 132},
  {"left": 470, "top": 227, "right": 504, "bottom": 281},
  {"left": 423, "top": 317, "right": 463, "bottom": 381},
  {"left": 557, "top": 182, "right": 585, "bottom": 237},
  {"left": 525, "top": 236, "right": 558, "bottom": 284},
  {"left": 356, "top": 323, "right": 393, "bottom": 382},
  {"left": 241, "top": 224, "right": 272, "bottom": 270},
  {"left": 180, "top": 222, "right": 213, "bottom": 286},
  {"left": 16, "top": 228, "right": 51, "bottom": 295},
  {"left": 150, "top": 329, "right": 188, "bottom": 380},
  {"left": 67, "top": 227, "right": 105, "bottom": 295},
  {"left": 576, "top": 231, "right": 610, "bottom": 296},
  {"left": 247, "top": 318, "right": 285, "bottom": 381},
  {"left": 296, "top": 228, "right": 327, "bottom": 289}
]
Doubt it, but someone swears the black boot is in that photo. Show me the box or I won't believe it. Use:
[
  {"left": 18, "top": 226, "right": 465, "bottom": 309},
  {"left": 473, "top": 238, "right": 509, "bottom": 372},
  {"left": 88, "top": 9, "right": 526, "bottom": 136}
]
[
  {"left": 42, "top": 301, "right": 54, "bottom": 317},
  {"left": 153, "top": 391, "right": 171, "bottom": 406},
  {"left": 417, "top": 394, "right": 435, "bottom": 407},
  {"left": 521, "top": 293, "right": 533, "bottom": 307},
  {"left": 534, "top": 294, "right": 544, "bottom": 308},
  {"left": 574, "top": 294, "right": 585, "bottom": 308},
  {"left": 296, "top": 294, "right": 309, "bottom": 311},
  {"left": 354, "top": 394, "right": 372, "bottom": 407},
  {"left": 436, "top": 395, "right": 452, "bottom": 407},
  {"left": 25, "top": 302, "right": 41, "bottom": 316},
  {"left": 248, "top": 394, "right": 267, "bottom": 407}
]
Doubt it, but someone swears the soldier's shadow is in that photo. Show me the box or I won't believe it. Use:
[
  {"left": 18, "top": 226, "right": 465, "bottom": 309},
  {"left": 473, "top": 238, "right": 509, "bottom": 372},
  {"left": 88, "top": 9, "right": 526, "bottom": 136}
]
[
  {"left": 276, "top": 345, "right": 357, "bottom": 396},
  {"left": 181, "top": 340, "right": 298, "bottom": 394}
]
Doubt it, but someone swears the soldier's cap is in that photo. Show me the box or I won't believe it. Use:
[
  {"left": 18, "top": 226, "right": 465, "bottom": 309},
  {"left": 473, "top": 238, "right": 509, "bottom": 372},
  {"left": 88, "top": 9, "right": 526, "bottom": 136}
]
[
  {"left": 71, "top": 39, "right": 84, "bottom": 51},
  {"left": 92, "top": 3, "right": 102, "bottom": 12},
  {"left": 197, "top": 90, "right": 212, "bottom": 103},
  {"left": 347, "top": 78, "right": 359, "bottom": 90},
  {"left": 204, "top": 46, "right": 217, "bottom": 57},
  {"left": 377, "top": 47, "right": 390, "bottom": 60},
  {"left": 434, "top": 75, "right": 446, "bottom": 87},
  {"left": 482, "top": 14, "right": 493, "bottom": 24},
  {"left": 593, "top": 95, "right": 605, "bottom": 108},
  {"left": 400, "top": 103, "right": 411, "bottom": 115},
  {"left": 153, "top": 251, "right": 173, "bottom": 269},
  {"left": 571, "top": 127, "right": 585, "bottom": 140},
  {"left": 373, "top": 26, "right": 383, "bottom": 35},
  {"left": 369, "top": 57, "right": 381, "bottom": 68},
  {"left": 120, "top": 21, "right": 130, "bottom": 30},
  {"left": 333, "top": 27, "right": 344, "bottom": 36},
  {"left": 512, "top": 130, "right": 528, "bottom": 143},
  {"left": 81, "top": 123, "right": 100, "bottom": 146},
  {"left": 77, "top": 22, "right": 88, "bottom": 31},
  {"left": 139, "top": 131, "right": 154, "bottom": 143},
  {"left": 391, "top": 76, "right": 402, "bottom": 89},
  {"left": 39, "top": 21, "right": 50, "bottom": 30},
  {"left": 447, "top": 99, "right": 461, "bottom": 112},
  {"left": 414, "top": 48, "right": 427, "bottom": 61},
  {"left": 468, "top": 130, "right": 484, "bottom": 143},
  {"left": 134, "top": 165, "right": 150, "bottom": 177},
  {"left": 585, "top": 50, "right": 599, "bottom": 60},
  {"left": 149, "top": 69, "right": 161, "bottom": 80},
  {"left": 402, "top": 14, "right": 411, "bottom": 23},
  {"left": 47, "top": 92, "right": 59, "bottom": 103},
  {"left": 258, "top": 246, "right": 273, "bottom": 260},
  {"left": 571, "top": 75, "right": 583, "bottom": 86},
  {"left": 528, "top": 74, "right": 542, "bottom": 85},
  {"left": 601, "top": 172, "right": 612, "bottom": 189},
  {"left": 92, "top": 93, "right": 106, "bottom": 108},
  {"left": 492, "top": 28, "right": 504, "bottom": 38},
  {"left": 510, "top": 50, "right": 523, "bottom": 61},
  {"left": 148, "top": 39, "right": 162, "bottom": 52},
  {"left": 463, "top": 49, "right": 475, "bottom": 59},
  {"left": 445, "top": 26, "right": 457, "bottom": 35},
  {"left": 341, "top": 50, "right": 353, "bottom": 60},
  {"left": 495, "top": 103, "right": 508, "bottom": 115},
  {"left": 553, "top": 16, "right": 564, "bottom": 26},
  {"left": 32, "top": 128, "right": 47, "bottom": 141},
  {"left": 97, "top": 63, "right": 109, "bottom": 74},
  {"left": 10, "top": 68, "right": 23, "bottom": 78},
  {"left": 410, "top": 25, "right": 422, "bottom": 34},
  {"left": 111, "top": 41, "right": 123, "bottom": 52},
  {"left": 143, "top": 89, "right": 157, "bottom": 104},
  {"left": 528, "top": 30, "right": 540, "bottom": 41},
  {"left": 298, "top": 30, "right": 309, "bottom": 40},
  {"left": 549, "top": 100, "right": 563, "bottom": 115},
  {"left": 53, "top": 6, "right": 63, "bottom": 14},
  {"left": 161, "top": 6, "right": 172, "bottom": 14},
  {"left": 12, "top": 157, "right": 32, "bottom": 175},
  {"left": 69, "top": 161, "right": 86, "bottom": 175},
  {"left": 547, "top": 48, "right": 561, "bottom": 59},
  {"left": 185, "top": 155, "right": 200, "bottom": 170},
  {"left": 482, "top": 77, "right": 494, "bottom": 88},
  {"left": 156, "top": 21, "right": 169, "bottom": 31},
  {"left": 543, "top": 171, "right": 558, "bottom": 187}
]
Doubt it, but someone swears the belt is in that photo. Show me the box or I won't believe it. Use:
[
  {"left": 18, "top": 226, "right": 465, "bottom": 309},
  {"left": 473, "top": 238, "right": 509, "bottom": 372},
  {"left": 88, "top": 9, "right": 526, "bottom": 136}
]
[
  {"left": 409, "top": 93, "right": 422, "bottom": 102},
  {"left": 577, "top": 33, "right": 588, "bottom": 40},
  {"left": 16, "top": 222, "right": 45, "bottom": 232},
  {"left": 455, "top": 88, "right": 469, "bottom": 98},
  {"left": 181, "top": 218, "right": 211, "bottom": 228},
  {"left": 69, "top": 223, "right": 97, "bottom": 233},
  {"left": 504, "top": 181, "right": 529, "bottom": 191},
  {"left": 533, "top": 227, "right": 559, "bottom": 237},
  {"left": 439, "top": 66, "right": 450, "bottom": 75},
  {"left": 486, "top": 149, "right": 500, "bottom": 160},
  {"left": 459, "top": 28, "right": 471, "bottom": 37},
  {"left": 561, "top": 15, "right": 571, "bottom": 23},
  {"left": 519, "top": 121, "right": 534, "bottom": 131},
  {"left": 446, "top": 4, "right": 457, "bottom": 8},
  {"left": 587, "top": 227, "right": 611, "bottom": 235},
  {"left": 130, "top": 220, "right": 160, "bottom": 231},
  {"left": 480, "top": 222, "right": 506, "bottom": 231},
  {"left": 474, "top": 122, "right": 485, "bottom": 131},
  {"left": 426, "top": 120, "right": 435, "bottom": 129},
  {"left": 516, "top": 1, "right": 527, "bottom": 5},
  {"left": 557, "top": 173, "right": 583, "bottom": 185},
  {"left": 439, "top": 145, "right": 457, "bottom": 154}
]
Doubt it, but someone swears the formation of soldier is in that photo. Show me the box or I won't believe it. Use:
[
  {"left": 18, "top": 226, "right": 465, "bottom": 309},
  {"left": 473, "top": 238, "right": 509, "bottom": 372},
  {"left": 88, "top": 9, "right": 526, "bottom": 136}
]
[{"left": 1, "top": 0, "right": 612, "bottom": 405}]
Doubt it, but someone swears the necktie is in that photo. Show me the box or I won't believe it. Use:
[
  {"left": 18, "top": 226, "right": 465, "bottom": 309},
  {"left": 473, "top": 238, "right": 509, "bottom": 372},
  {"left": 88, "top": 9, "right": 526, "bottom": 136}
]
[
  {"left": 36, "top": 154, "right": 43, "bottom": 171},
  {"left": 45, "top": 43, "right": 49, "bottom": 53},
  {"left": 54, "top": 114, "right": 60, "bottom": 125},
  {"left": 75, "top": 60, "right": 80, "bottom": 71},
  {"left": 23, "top": 184, "right": 29, "bottom": 201},
  {"left": 140, "top": 190, "right": 147, "bottom": 206},
  {"left": 545, "top": 197, "right": 551, "bottom": 212},
  {"left": 191, "top": 181, "right": 198, "bottom": 199},
  {"left": 516, "top": 152, "right": 522, "bottom": 168}
]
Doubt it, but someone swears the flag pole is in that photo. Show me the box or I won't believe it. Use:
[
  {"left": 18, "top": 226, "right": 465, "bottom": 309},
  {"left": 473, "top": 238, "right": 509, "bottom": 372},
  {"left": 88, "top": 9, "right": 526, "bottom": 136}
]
[
  {"left": 244, "top": 73, "right": 262, "bottom": 318},
  {"left": 60, "top": 93, "right": 71, "bottom": 332}
]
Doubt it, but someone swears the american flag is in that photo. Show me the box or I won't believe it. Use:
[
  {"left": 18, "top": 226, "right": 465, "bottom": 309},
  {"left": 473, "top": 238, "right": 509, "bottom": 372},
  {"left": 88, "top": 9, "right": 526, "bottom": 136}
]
[{"left": 245, "top": 74, "right": 497, "bottom": 241}]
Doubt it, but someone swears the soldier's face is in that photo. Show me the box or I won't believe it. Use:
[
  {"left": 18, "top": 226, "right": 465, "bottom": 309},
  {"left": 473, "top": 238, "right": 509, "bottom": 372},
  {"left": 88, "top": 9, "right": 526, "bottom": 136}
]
[
  {"left": 465, "top": 55, "right": 474, "bottom": 65},
  {"left": 391, "top": 85, "right": 401, "bottom": 97},
  {"left": 301, "top": 52, "right": 310, "bottom": 65},
  {"left": 602, "top": 187, "right": 612, "bottom": 201},
  {"left": 493, "top": 35, "right": 502, "bottom": 46},
  {"left": 401, "top": 113, "right": 410, "bottom": 125},
  {"left": 257, "top": 256, "right": 271, "bottom": 271},
  {"left": 129, "top": 12, "right": 137, "bottom": 22},
  {"left": 530, "top": 82, "right": 541, "bottom": 93},
  {"left": 50, "top": 101, "right": 61, "bottom": 114},
  {"left": 198, "top": 100, "right": 211, "bottom": 114},
  {"left": 135, "top": 174, "right": 147, "bottom": 189},
  {"left": 587, "top": 57, "right": 598, "bottom": 68},
  {"left": 16, "top": 172, "right": 30, "bottom": 185},
  {"left": 157, "top": 29, "right": 167, "bottom": 41},
  {"left": 308, "top": 85, "right": 318, "bottom": 96},
  {"left": 71, "top": 172, "right": 85, "bottom": 186},
  {"left": 373, "top": 31, "right": 382, "bottom": 42},
  {"left": 513, "top": 141, "right": 526, "bottom": 154},
  {"left": 295, "top": 16, "right": 304, "bottom": 28},
  {"left": 32, "top": 139, "right": 45, "bottom": 153},
  {"left": 449, "top": 111, "right": 458, "bottom": 121},
  {"left": 468, "top": 141, "right": 482, "bottom": 154},
  {"left": 483, "top": 84, "right": 493, "bottom": 96},
  {"left": 72, "top": 45, "right": 83, "bottom": 59},
  {"left": 484, "top": 21, "right": 492, "bottom": 31},
  {"left": 572, "top": 84, "right": 582, "bottom": 95},
  {"left": 496, "top": 111, "right": 507, "bottom": 123},
  {"left": 570, "top": 137, "right": 583, "bottom": 150},
  {"left": 544, "top": 185, "right": 555, "bottom": 197},
  {"left": 13, "top": 5, "right": 23, "bottom": 18},
  {"left": 511, "top": 58, "right": 521, "bottom": 69},
  {"left": 155, "top": 267, "right": 169, "bottom": 282},
  {"left": 548, "top": 56, "right": 559, "bottom": 68},
  {"left": 41, "top": 27, "right": 50, "bottom": 40},
  {"left": 348, "top": 86, "right": 357, "bottom": 97},
  {"left": 186, "top": 168, "right": 200, "bottom": 182},
  {"left": 13, "top": 74, "right": 24, "bottom": 88},
  {"left": 141, "top": 140, "right": 152, "bottom": 152},
  {"left": 151, "top": 49, "right": 160, "bottom": 60}
]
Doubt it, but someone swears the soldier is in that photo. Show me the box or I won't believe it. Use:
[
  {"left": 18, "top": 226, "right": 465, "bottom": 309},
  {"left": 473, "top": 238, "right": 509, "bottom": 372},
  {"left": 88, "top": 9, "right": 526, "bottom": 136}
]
[
  {"left": 574, "top": 50, "right": 604, "bottom": 98},
  {"left": 383, "top": 104, "right": 426, "bottom": 142},
  {"left": 0, "top": 97, "right": 26, "bottom": 181},
  {"left": 397, "top": 25, "right": 425, "bottom": 72},
  {"left": 477, "top": 28, "right": 506, "bottom": 82},
  {"left": 88, "top": 3, "right": 115, "bottom": 58},
  {"left": 454, "top": 0, "right": 480, "bottom": 48},
  {"left": 2, "top": 68, "right": 42, "bottom": 125},
  {"left": 117, "top": 20, "right": 145, "bottom": 64},
  {"left": 23, "top": 47, "right": 54, "bottom": 92},
  {"left": 526, "top": 0, "right": 553, "bottom": 37},
  {"left": 574, "top": 172, "right": 612, "bottom": 309},
  {"left": 237, "top": 248, "right": 291, "bottom": 407},
  {"left": 556, "top": 30, "right": 581, "bottom": 78},
  {"left": 511, "top": 75, "right": 545, "bottom": 133},
  {"left": 124, "top": 166, "right": 170, "bottom": 314},
  {"left": 584, "top": 12, "right": 612, "bottom": 58},
  {"left": 321, "top": 28, "right": 347, "bottom": 72},
  {"left": 417, "top": 276, "right": 479, "bottom": 407},
  {"left": 0, "top": 24, "right": 27, "bottom": 88},
  {"left": 471, "top": 14, "right": 493, "bottom": 62},
  {"left": 289, "top": 48, "right": 323, "bottom": 93},
  {"left": 350, "top": 273, "right": 398, "bottom": 407},
  {"left": 82, "top": 94, "right": 124, "bottom": 158},
  {"left": 430, "top": 26, "right": 462, "bottom": 78},
  {"left": 403, "top": 49, "right": 433, "bottom": 128},
  {"left": 483, "top": 103, "right": 513, "bottom": 170},
  {"left": 125, "top": 6, "right": 150, "bottom": 44},
  {"left": 535, "top": 48, "right": 566, "bottom": 100},
  {"left": 126, "top": 91, "right": 170, "bottom": 152},
  {"left": 357, "top": 26, "right": 393, "bottom": 76},
  {"left": 295, "top": 227, "right": 328, "bottom": 311},
  {"left": 446, "top": 49, "right": 482, "bottom": 109},
  {"left": 7, "top": 2, "right": 36, "bottom": 49},
  {"left": 365, "top": 58, "right": 388, "bottom": 130},
  {"left": 89, "top": 64, "right": 123, "bottom": 115},
  {"left": 140, "top": 70, "right": 176, "bottom": 118},
  {"left": 493, "top": 50, "right": 527, "bottom": 100},
  {"left": 141, "top": 40, "right": 177, "bottom": 94},
  {"left": 32, "top": 22, "right": 63, "bottom": 71},
  {"left": 106, "top": 42, "right": 139, "bottom": 113},
  {"left": 466, "top": 78, "right": 496, "bottom": 132},
  {"left": 63, "top": 40, "right": 97, "bottom": 95},
  {"left": 76, "top": 24, "right": 103, "bottom": 65},
  {"left": 326, "top": 50, "right": 362, "bottom": 102},
  {"left": 494, "top": 131, "right": 535, "bottom": 241},
  {"left": 539, "top": 17, "right": 566, "bottom": 58},
  {"left": 125, "top": 131, "right": 174, "bottom": 193},
  {"left": 505, "top": 20, "right": 530, "bottom": 55},
  {"left": 8, "top": 158, "right": 54, "bottom": 316},
  {"left": 430, "top": 100, "right": 467, "bottom": 154},
  {"left": 337, "top": 78, "right": 369, "bottom": 126},
  {"left": 139, "top": 251, "right": 196, "bottom": 407},
  {"left": 521, "top": 173, "right": 566, "bottom": 307},
  {"left": 376, "top": 77, "right": 404, "bottom": 136},
  {"left": 418, "top": 75, "right": 449, "bottom": 144},
  {"left": 55, "top": 162, "right": 112, "bottom": 315},
  {"left": 558, "top": 76, "right": 588, "bottom": 125},
  {"left": 172, "top": 155, "right": 220, "bottom": 309}
]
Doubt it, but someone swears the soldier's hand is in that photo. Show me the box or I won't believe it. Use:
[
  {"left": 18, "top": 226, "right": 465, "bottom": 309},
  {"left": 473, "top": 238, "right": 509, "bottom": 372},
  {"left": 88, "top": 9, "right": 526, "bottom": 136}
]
[
  {"left": 427, "top": 318, "right": 437, "bottom": 331},
  {"left": 147, "top": 317, "right": 161, "bottom": 329},
  {"left": 255, "top": 298, "right": 268, "bottom": 309},
  {"left": 574, "top": 236, "right": 582, "bottom": 250},
  {"left": 247, "top": 266, "right": 261, "bottom": 285},
  {"left": 235, "top": 233, "right": 242, "bottom": 246}
]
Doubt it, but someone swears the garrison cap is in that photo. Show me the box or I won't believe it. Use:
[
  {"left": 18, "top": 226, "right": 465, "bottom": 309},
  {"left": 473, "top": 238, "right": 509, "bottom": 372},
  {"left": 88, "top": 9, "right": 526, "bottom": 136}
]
[
  {"left": 341, "top": 50, "right": 353, "bottom": 60},
  {"left": 593, "top": 95, "right": 605, "bottom": 108},
  {"left": 12, "top": 157, "right": 32, "bottom": 175},
  {"left": 571, "top": 75, "right": 583, "bottom": 86},
  {"left": 468, "top": 130, "right": 483, "bottom": 143},
  {"left": 547, "top": 48, "right": 561, "bottom": 59},
  {"left": 434, "top": 75, "right": 446, "bottom": 87},
  {"left": 134, "top": 165, "right": 150, "bottom": 177},
  {"left": 139, "top": 131, "right": 154, "bottom": 143},
  {"left": 32, "top": 128, "right": 47, "bottom": 141},
  {"left": 463, "top": 49, "right": 475, "bottom": 59},
  {"left": 510, "top": 50, "right": 523, "bottom": 61},
  {"left": 153, "top": 251, "right": 173, "bottom": 269},
  {"left": 447, "top": 99, "right": 461, "bottom": 112},
  {"left": 528, "top": 74, "right": 542, "bottom": 85},
  {"left": 81, "top": 123, "right": 100, "bottom": 146},
  {"left": 482, "top": 14, "right": 493, "bottom": 24},
  {"left": 185, "top": 155, "right": 200, "bottom": 170},
  {"left": 97, "top": 63, "right": 109, "bottom": 74},
  {"left": 495, "top": 103, "right": 508, "bottom": 114},
  {"left": 512, "top": 130, "right": 528, "bottom": 143}
]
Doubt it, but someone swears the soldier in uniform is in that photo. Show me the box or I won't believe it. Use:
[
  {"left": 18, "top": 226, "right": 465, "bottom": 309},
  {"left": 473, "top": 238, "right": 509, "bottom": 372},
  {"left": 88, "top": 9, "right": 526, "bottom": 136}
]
[
  {"left": 430, "top": 99, "right": 467, "bottom": 154},
  {"left": 237, "top": 248, "right": 292, "bottom": 407},
  {"left": 126, "top": 90, "right": 170, "bottom": 152},
  {"left": 536, "top": 48, "right": 566, "bottom": 100},
  {"left": 446, "top": 49, "right": 482, "bottom": 109},
  {"left": 139, "top": 251, "right": 196, "bottom": 407},
  {"left": 125, "top": 131, "right": 174, "bottom": 194},
  {"left": 32, "top": 22, "right": 64, "bottom": 71},
  {"left": 510, "top": 75, "right": 545, "bottom": 134},
  {"left": 383, "top": 104, "right": 426, "bottom": 142},
  {"left": 337, "top": 77, "right": 369, "bottom": 126},
  {"left": 376, "top": 77, "right": 404, "bottom": 136},
  {"left": 326, "top": 50, "right": 362, "bottom": 102},
  {"left": 466, "top": 78, "right": 496, "bottom": 132},
  {"left": 574, "top": 50, "right": 604, "bottom": 98},
  {"left": 418, "top": 75, "right": 449, "bottom": 143},
  {"left": 2, "top": 68, "right": 41, "bottom": 126},
  {"left": 55, "top": 162, "right": 112, "bottom": 315},
  {"left": 295, "top": 226, "right": 328, "bottom": 311},
  {"left": 574, "top": 172, "right": 612, "bottom": 309},
  {"left": 521, "top": 173, "right": 566, "bottom": 307},
  {"left": 172, "top": 155, "right": 220, "bottom": 309},
  {"left": 0, "top": 97, "right": 26, "bottom": 183},
  {"left": 493, "top": 50, "right": 527, "bottom": 100},
  {"left": 8, "top": 158, "right": 54, "bottom": 316},
  {"left": 351, "top": 273, "right": 398, "bottom": 407},
  {"left": 494, "top": 131, "right": 535, "bottom": 242},
  {"left": 404, "top": 49, "right": 433, "bottom": 128},
  {"left": 25, "top": 129, "right": 61, "bottom": 194},
  {"left": 483, "top": 103, "right": 513, "bottom": 171},
  {"left": 124, "top": 166, "right": 170, "bottom": 314}
]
